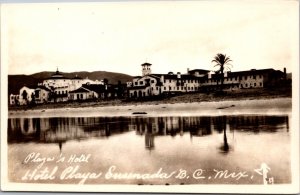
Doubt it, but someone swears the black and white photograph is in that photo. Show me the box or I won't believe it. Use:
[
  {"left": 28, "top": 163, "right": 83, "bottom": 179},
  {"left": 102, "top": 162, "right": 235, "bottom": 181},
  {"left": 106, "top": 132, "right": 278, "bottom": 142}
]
[{"left": 1, "top": 0, "right": 299, "bottom": 193}]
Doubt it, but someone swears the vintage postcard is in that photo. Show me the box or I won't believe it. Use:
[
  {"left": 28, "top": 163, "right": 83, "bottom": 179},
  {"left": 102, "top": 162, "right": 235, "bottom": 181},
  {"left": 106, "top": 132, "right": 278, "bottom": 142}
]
[{"left": 1, "top": 0, "right": 299, "bottom": 193}]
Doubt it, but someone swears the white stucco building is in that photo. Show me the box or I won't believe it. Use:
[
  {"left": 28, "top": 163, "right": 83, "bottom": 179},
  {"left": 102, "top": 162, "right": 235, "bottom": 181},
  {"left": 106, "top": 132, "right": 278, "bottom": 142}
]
[
  {"left": 41, "top": 69, "right": 102, "bottom": 102},
  {"left": 128, "top": 63, "right": 206, "bottom": 98},
  {"left": 18, "top": 86, "right": 35, "bottom": 105},
  {"left": 127, "top": 63, "right": 286, "bottom": 98}
]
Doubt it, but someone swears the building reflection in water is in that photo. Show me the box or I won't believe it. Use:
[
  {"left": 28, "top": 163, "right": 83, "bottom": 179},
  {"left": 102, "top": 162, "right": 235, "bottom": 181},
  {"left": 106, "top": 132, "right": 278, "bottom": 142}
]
[{"left": 8, "top": 115, "right": 289, "bottom": 152}]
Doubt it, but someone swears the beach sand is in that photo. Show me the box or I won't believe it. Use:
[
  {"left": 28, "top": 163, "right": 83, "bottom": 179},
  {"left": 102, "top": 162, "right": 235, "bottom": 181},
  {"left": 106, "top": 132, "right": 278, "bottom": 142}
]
[{"left": 8, "top": 97, "right": 291, "bottom": 118}]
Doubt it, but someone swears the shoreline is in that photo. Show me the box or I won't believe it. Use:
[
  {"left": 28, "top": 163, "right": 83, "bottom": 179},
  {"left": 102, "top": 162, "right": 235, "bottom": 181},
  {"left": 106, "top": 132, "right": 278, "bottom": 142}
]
[{"left": 8, "top": 97, "right": 292, "bottom": 118}]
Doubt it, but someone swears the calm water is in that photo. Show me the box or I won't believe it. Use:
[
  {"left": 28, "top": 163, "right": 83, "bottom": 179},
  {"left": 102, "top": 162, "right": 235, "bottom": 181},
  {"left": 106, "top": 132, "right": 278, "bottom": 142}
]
[{"left": 8, "top": 115, "right": 291, "bottom": 185}]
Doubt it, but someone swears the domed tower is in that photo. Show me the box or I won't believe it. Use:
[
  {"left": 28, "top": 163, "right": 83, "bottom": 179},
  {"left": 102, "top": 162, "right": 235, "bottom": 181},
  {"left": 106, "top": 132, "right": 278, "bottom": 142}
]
[{"left": 141, "top": 62, "right": 152, "bottom": 76}]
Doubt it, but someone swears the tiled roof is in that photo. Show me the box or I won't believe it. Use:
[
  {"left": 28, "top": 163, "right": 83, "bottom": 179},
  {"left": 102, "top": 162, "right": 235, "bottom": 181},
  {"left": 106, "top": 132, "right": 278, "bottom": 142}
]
[
  {"left": 136, "top": 74, "right": 161, "bottom": 82},
  {"left": 152, "top": 73, "right": 199, "bottom": 80},
  {"left": 200, "top": 69, "right": 284, "bottom": 80},
  {"left": 163, "top": 74, "right": 198, "bottom": 80},
  {"left": 69, "top": 87, "right": 91, "bottom": 93},
  {"left": 128, "top": 86, "right": 148, "bottom": 90},
  {"left": 141, "top": 62, "right": 152, "bottom": 66},
  {"left": 188, "top": 69, "right": 210, "bottom": 74},
  {"left": 227, "top": 69, "right": 278, "bottom": 77},
  {"left": 82, "top": 84, "right": 105, "bottom": 93}
]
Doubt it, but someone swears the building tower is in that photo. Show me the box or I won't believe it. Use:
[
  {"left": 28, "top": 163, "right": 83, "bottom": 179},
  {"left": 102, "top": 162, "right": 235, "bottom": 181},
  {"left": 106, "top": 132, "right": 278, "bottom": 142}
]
[{"left": 141, "top": 62, "right": 152, "bottom": 76}]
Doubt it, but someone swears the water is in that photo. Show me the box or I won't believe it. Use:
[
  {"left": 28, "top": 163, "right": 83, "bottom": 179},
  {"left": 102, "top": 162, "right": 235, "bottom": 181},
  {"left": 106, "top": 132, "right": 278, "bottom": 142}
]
[{"left": 7, "top": 115, "right": 291, "bottom": 185}]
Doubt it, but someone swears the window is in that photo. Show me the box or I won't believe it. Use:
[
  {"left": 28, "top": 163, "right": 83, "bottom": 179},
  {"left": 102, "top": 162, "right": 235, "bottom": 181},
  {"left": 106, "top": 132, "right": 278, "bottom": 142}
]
[
  {"left": 164, "top": 80, "right": 166, "bottom": 83},
  {"left": 254, "top": 83, "right": 256, "bottom": 86},
  {"left": 164, "top": 87, "right": 166, "bottom": 90},
  {"left": 139, "top": 81, "right": 143, "bottom": 85},
  {"left": 253, "top": 75, "right": 256, "bottom": 79},
  {"left": 191, "top": 87, "right": 193, "bottom": 90},
  {"left": 245, "top": 84, "right": 248, "bottom": 87},
  {"left": 177, "top": 87, "right": 179, "bottom": 90},
  {"left": 169, "top": 86, "right": 171, "bottom": 90},
  {"left": 135, "top": 82, "right": 138, "bottom": 86},
  {"left": 35, "top": 90, "right": 40, "bottom": 98},
  {"left": 260, "top": 82, "right": 262, "bottom": 86},
  {"left": 169, "top": 79, "right": 171, "bottom": 83},
  {"left": 188, "top": 87, "right": 190, "bottom": 90},
  {"left": 151, "top": 80, "right": 155, "bottom": 83},
  {"left": 81, "top": 94, "right": 83, "bottom": 99}
]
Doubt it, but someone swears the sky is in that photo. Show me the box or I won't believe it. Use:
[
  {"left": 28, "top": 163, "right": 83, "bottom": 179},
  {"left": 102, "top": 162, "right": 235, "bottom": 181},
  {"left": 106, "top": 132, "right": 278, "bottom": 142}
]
[{"left": 1, "top": 0, "right": 299, "bottom": 76}]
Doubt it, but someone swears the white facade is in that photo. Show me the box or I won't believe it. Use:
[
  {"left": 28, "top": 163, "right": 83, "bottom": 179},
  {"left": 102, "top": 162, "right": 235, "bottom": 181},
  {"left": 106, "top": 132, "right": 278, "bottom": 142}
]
[
  {"left": 201, "top": 71, "right": 266, "bottom": 91},
  {"left": 128, "top": 63, "right": 284, "bottom": 98},
  {"left": 19, "top": 86, "right": 35, "bottom": 105},
  {"left": 130, "top": 75, "right": 161, "bottom": 98},
  {"left": 9, "top": 94, "right": 20, "bottom": 105},
  {"left": 141, "top": 63, "right": 152, "bottom": 76},
  {"left": 160, "top": 75, "right": 201, "bottom": 93},
  {"left": 238, "top": 74, "right": 264, "bottom": 88},
  {"left": 35, "top": 87, "right": 50, "bottom": 104},
  {"left": 129, "top": 70, "right": 201, "bottom": 98}
]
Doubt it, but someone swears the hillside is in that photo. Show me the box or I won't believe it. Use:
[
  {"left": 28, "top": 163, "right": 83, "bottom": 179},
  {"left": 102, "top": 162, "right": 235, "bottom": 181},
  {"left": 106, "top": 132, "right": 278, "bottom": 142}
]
[{"left": 8, "top": 71, "right": 133, "bottom": 95}]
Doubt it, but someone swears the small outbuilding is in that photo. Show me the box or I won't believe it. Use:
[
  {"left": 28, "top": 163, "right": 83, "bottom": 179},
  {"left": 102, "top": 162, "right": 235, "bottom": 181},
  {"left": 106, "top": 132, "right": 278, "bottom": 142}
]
[{"left": 69, "top": 87, "right": 98, "bottom": 101}]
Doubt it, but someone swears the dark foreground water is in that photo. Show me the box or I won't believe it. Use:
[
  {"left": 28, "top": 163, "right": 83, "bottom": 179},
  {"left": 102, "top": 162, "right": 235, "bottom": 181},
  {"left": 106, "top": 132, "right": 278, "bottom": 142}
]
[{"left": 8, "top": 115, "right": 291, "bottom": 185}]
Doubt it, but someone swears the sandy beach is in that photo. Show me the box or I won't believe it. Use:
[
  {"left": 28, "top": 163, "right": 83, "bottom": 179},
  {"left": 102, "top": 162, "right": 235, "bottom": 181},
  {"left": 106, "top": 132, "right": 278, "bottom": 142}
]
[{"left": 8, "top": 97, "right": 291, "bottom": 118}]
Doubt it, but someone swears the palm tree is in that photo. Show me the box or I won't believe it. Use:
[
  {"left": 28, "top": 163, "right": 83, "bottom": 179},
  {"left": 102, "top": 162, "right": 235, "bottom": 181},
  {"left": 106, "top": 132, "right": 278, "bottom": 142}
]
[
  {"left": 212, "top": 53, "right": 232, "bottom": 91},
  {"left": 217, "top": 116, "right": 230, "bottom": 153}
]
